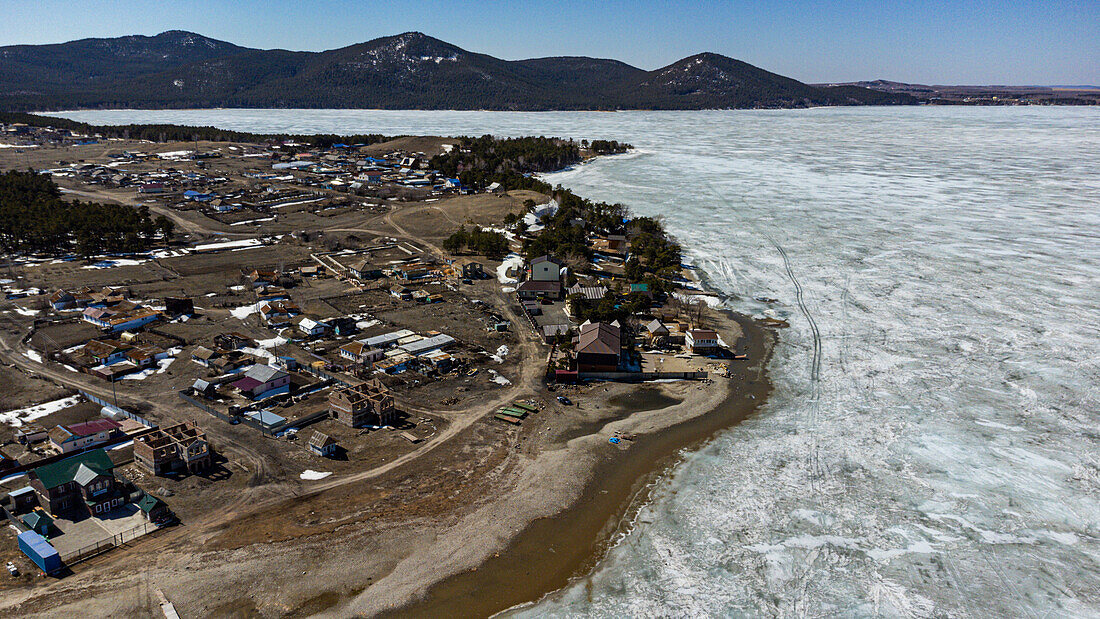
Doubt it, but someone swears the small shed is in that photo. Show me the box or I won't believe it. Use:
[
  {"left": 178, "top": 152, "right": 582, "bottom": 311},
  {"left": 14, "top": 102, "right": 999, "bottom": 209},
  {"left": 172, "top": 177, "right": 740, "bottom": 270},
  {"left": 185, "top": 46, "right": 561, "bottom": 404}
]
[
  {"left": 135, "top": 492, "right": 168, "bottom": 522},
  {"left": 192, "top": 378, "right": 216, "bottom": 397},
  {"left": 22, "top": 509, "right": 53, "bottom": 536},
  {"left": 308, "top": 431, "right": 337, "bottom": 457},
  {"left": 245, "top": 409, "right": 286, "bottom": 431},
  {"left": 8, "top": 486, "right": 37, "bottom": 514}
]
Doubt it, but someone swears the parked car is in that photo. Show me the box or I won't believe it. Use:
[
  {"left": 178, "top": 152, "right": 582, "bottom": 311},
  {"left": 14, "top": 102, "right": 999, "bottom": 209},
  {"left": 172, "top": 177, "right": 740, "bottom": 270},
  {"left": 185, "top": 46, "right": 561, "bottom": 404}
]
[{"left": 557, "top": 396, "right": 572, "bottom": 405}]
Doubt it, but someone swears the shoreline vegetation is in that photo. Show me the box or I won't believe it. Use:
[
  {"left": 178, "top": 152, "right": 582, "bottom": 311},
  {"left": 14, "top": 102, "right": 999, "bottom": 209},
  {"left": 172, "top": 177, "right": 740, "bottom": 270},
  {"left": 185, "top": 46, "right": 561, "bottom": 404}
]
[{"left": 0, "top": 114, "right": 774, "bottom": 617}]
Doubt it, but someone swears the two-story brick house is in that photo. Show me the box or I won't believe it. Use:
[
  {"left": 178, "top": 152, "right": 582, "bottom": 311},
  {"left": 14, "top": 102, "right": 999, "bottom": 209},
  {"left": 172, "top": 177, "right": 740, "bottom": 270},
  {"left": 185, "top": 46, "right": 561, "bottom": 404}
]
[{"left": 29, "top": 449, "right": 125, "bottom": 516}]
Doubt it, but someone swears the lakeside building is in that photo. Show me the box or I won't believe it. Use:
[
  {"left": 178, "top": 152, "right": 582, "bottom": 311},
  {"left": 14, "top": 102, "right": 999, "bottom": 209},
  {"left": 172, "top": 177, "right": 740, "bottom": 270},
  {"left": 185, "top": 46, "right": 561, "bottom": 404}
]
[
  {"left": 575, "top": 322, "right": 622, "bottom": 372},
  {"left": 686, "top": 328, "right": 720, "bottom": 353}
]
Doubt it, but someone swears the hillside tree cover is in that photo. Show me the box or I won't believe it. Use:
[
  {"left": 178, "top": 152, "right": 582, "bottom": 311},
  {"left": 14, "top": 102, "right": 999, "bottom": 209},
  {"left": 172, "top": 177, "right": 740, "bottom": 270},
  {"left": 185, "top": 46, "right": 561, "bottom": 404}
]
[
  {"left": 0, "top": 112, "right": 387, "bottom": 148},
  {"left": 442, "top": 225, "right": 509, "bottom": 258},
  {"left": 0, "top": 170, "right": 172, "bottom": 257}
]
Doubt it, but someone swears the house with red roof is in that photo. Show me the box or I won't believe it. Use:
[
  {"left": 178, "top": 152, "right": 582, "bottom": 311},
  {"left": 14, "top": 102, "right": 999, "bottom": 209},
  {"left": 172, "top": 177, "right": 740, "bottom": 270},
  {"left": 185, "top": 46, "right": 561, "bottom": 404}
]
[{"left": 48, "top": 418, "right": 123, "bottom": 454}]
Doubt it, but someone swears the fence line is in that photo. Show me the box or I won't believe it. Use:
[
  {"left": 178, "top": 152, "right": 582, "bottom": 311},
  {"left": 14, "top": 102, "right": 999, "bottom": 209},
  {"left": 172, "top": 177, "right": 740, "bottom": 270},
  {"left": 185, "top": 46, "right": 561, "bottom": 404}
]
[
  {"left": 79, "top": 390, "right": 157, "bottom": 427},
  {"left": 59, "top": 520, "right": 160, "bottom": 564}
]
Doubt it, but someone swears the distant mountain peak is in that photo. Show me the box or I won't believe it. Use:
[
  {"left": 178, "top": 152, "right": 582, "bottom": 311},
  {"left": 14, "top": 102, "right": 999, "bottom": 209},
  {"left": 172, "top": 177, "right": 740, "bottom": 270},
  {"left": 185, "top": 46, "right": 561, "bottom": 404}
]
[{"left": 0, "top": 31, "right": 917, "bottom": 110}]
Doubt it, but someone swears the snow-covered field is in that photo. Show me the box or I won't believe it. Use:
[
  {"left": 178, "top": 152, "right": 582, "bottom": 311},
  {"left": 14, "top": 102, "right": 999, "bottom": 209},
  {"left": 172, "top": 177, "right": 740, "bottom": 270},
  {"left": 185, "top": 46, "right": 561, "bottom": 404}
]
[
  {"left": 54, "top": 106, "right": 1100, "bottom": 617},
  {"left": 0, "top": 395, "right": 82, "bottom": 427}
]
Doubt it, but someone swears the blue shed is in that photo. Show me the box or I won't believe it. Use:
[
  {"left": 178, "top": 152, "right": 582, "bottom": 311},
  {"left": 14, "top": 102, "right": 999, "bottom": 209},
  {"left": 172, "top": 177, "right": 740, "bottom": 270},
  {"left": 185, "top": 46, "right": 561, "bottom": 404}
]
[{"left": 18, "top": 531, "right": 62, "bottom": 574}]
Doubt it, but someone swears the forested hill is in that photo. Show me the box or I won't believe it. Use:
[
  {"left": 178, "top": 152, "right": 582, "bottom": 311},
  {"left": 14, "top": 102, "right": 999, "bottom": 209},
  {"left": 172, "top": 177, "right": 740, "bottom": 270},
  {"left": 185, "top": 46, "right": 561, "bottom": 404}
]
[{"left": 0, "top": 31, "right": 915, "bottom": 111}]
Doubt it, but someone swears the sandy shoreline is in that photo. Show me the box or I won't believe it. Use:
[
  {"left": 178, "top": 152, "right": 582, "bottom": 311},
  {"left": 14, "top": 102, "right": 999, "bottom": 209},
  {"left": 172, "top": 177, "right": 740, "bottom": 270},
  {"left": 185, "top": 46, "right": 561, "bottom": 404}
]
[{"left": 359, "top": 309, "right": 775, "bottom": 618}]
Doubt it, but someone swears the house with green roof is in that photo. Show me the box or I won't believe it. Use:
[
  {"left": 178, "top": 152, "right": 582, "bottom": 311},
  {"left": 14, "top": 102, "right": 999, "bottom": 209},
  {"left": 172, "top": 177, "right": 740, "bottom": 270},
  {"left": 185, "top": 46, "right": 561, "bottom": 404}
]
[
  {"left": 29, "top": 449, "right": 125, "bottom": 517},
  {"left": 135, "top": 492, "right": 167, "bottom": 522},
  {"left": 21, "top": 509, "right": 53, "bottom": 536}
]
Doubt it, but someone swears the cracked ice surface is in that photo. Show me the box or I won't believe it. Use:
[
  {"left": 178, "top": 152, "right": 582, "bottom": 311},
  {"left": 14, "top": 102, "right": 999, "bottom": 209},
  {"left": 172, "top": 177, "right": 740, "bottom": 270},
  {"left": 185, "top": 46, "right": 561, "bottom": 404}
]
[{"left": 524, "top": 107, "right": 1100, "bottom": 617}]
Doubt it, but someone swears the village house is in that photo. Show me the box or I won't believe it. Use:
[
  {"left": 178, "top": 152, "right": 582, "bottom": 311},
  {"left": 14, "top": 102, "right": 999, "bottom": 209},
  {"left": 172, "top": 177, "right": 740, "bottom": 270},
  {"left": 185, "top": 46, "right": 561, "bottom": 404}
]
[
  {"left": 297, "top": 316, "right": 331, "bottom": 338},
  {"left": 256, "top": 286, "right": 290, "bottom": 302},
  {"left": 48, "top": 418, "right": 123, "bottom": 454},
  {"left": 517, "top": 280, "right": 563, "bottom": 301},
  {"left": 258, "top": 300, "right": 301, "bottom": 325},
  {"left": 214, "top": 332, "right": 255, "bottom": 350},
  {"left": 231, "top": 364, "right": 291, "bottom": 400},
  {"left": 350, "top": 260, "right": 384, "bottom": 280},
  {"left": 394, "top": 264, "right": 437, "bottom": 282},
  {"left": 190, "top": 346, "right": 220, "bottom": 367},
  {"left": 81, "top": 339, "right": 131, "bottom": 366},
  {"left": 462, "top": 262, "right": 486, "bottom": 280},
  {"left": 339, "top": 341, "right": 385, "bottom": 365},
  {"left": 565, "top": 283, "right": 609, "bottom": 317},
  {"left": 82, "top": 305, "right": 160, "bottom": 332},
  {"left": 686, "top": 328, "right": 720, "bottom": 354},
  {"left": 248, "top": 269, "right": 279, "bottom": 287},
  {"left": 308, "top": 431, "right": 338, "bottom": 457},
  {"left": 29, "top": 449, "right": 126, "bottom": 516},
  {"left": 329, "top": 379, "right": 396, "bottom": 427},
  {"left": 645, "top": 319, "right": 671, "bottom": 345},
  {"left": 575, "top": 322, "right": 622, "bottom": 372},
  {"left": 133, "top": 422, "right": 212, "bottom": 476},
  {"left": 528, "top": 255, "right": 565, "bottom": 282},
  {"left": 329, "top": 316, "right": 358, "bottom": 337},
  {"left": 163, "top": 296, "right": 194, "bottom": 317}
]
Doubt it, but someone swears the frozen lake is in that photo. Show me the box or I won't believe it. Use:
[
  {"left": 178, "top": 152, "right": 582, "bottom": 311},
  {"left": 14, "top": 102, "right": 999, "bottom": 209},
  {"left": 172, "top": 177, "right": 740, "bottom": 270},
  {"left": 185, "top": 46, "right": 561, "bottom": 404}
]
[{"left": 52, "top": 106, "right": 1100, "bottom": 616}]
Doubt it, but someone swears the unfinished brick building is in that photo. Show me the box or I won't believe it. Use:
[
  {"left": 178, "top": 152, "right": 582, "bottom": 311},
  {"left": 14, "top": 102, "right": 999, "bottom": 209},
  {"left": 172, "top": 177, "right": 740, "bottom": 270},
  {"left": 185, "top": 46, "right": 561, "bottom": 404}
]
[
  {"left": 329, "top": 379, "right": 396, "bottom": 428},
  {"left": 133, "top": 422, "right": 212, "bottom": 476}
]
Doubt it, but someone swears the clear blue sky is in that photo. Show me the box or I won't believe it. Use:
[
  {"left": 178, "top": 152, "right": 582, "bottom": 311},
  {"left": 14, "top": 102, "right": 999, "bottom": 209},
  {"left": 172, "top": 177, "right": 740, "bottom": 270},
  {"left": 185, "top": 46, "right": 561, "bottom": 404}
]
[{"left": 1, "top": 0, "right": 1097, "bottom": 84}]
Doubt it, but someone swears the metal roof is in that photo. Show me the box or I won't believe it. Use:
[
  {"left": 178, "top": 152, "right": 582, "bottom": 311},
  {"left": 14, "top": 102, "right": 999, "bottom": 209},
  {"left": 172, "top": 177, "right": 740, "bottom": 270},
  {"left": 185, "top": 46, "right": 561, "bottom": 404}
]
[
  {"left": 362, "top": 329, "right": 415, "bottom": 348},
  {"left": 243, "top": 364, "right": 289, "bottom": 384},
  {"left": 32, "top": 449, "right": 114, "bottom": 490},
  {"left": 246, "top": 410, "right": 286, "bottom": 426},
  {"left": 399, "top": 334, "right": 455, "bottom": 356}
]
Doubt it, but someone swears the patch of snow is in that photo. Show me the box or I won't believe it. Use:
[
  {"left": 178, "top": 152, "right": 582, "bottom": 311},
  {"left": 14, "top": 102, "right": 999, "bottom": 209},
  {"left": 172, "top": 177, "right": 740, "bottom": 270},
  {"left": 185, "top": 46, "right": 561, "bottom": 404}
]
[
  {"left": 230, "top": 302, "right": 261, "bottom": 319},
  {"left": 82, "top": 257, "right": 148, "bottom": 269},
  {"left": 121, "top": 368, "right": 156, "bottom": 380},
  {"left": 300, "top": 470, "right": 332, "bottom": 480},
  {"left": 193, "top": 238, "right": 263, "bottom": 252},
  {"left": 255, "top": 336, "right": 289, "bottom": 349},
  {"left": 230, "top": 217, "right": 276, "bottom": 226},
  {"left": 0, "top": 395, "right": 81, "bottom": 427},
  {"left": 23, "top": 350, "right": 43, "bottom": 363},
  {"left": 497, "top": 254, "right": 524, "bottom": 284},
  {"left": 488, "top": 369, "right": 511, "bottom": 386},
  {"left": 12, "top": 307, "right": 39, "bottom": 316}
]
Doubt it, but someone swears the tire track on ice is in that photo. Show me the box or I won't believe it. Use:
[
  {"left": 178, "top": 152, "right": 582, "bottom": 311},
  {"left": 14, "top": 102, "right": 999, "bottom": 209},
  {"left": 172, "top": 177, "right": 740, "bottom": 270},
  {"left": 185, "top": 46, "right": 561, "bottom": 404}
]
[{"left": 766, "top": 233, "right": 829, "bottom": 490}]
